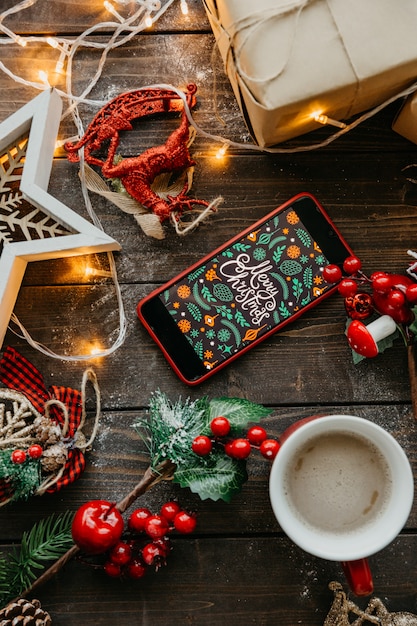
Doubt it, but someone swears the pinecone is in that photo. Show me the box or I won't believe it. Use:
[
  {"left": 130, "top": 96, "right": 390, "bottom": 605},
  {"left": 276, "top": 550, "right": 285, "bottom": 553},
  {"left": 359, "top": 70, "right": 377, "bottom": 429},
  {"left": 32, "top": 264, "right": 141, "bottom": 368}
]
[
  {"left": 0, "top": 598, "right": 51, "bottom": 625},
  {"left": 32, "top": 417, "right": 61, "bottom": 446},
  {"left": 40, "top": 443, "right": 67, "bottom": 473}
]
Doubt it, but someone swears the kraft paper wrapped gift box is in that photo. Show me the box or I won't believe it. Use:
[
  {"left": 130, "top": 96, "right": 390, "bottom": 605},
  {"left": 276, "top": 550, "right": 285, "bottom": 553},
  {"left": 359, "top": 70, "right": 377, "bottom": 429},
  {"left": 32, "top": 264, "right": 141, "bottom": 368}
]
[{"left": 203, "top": 0, "right": 417, "bottom": 146}]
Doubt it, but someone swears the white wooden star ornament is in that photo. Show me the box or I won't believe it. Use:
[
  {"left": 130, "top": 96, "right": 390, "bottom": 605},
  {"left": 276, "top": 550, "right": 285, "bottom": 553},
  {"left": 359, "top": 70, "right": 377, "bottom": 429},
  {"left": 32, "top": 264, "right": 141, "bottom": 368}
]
[{"left": 0, "top": 88, "right": 120, "bottom": 347}]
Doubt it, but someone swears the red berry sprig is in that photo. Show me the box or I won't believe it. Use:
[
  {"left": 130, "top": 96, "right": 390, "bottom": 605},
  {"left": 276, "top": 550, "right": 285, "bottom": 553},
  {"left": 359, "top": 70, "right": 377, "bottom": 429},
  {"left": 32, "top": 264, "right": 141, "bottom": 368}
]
[
  {"left": 73, "top": 500, "right": 197, "bottom": 580},
  {"left": 191, "top": 417, "right": 280, "bottom": 461},
  {"left": 323, "top": 255, "right": 417, "bottom": 326},
  {"left": 10, "top": 445, "right": 44, "bottom": 464}
]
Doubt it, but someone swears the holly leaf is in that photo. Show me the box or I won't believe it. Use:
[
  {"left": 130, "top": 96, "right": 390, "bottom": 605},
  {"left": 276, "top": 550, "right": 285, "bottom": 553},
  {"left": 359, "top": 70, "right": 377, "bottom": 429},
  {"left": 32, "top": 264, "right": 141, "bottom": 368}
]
[
  {"left": 173, "top": 451, "right": 248, "bottom": 502},
  {"left": 204, "top": 397, "right": 271, "bottom": 435}
]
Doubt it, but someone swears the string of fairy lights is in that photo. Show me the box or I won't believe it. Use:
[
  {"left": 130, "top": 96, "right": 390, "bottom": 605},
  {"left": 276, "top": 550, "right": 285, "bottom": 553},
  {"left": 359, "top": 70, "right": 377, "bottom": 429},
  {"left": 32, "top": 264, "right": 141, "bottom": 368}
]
[
  {"left": 0, "top": 0, "right": 181, "bottom": 362},
  {"left": 1, "top": 0, "right": 416, "bottom": 362}
]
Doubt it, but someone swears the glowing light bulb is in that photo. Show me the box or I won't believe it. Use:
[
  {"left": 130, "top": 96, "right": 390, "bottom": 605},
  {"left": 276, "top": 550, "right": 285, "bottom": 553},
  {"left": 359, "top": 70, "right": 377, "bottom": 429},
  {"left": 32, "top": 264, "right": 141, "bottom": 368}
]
[
  {"left": 215, "top": 143, "right": 228, "bottom": 160},
  {"left": 85, "top": 265, "right": 112, "bottom": 278},
  {"left": 145, "top": 14, "right": 153, "bottom": 28},
  {"left": 311, "top": 111, "right": 347, "bottom": 129},
  {"left": 89, "top": 344, "right": 104, "bottom": 357},
  {"left": 38, "top": 70, "right": 50, "bottom": 86},
  {"left": 103, "top": 0, "right": 123, "bottom": 21},
  {"left": 180, "top": 0, "right": 189, "bottom": 15}
]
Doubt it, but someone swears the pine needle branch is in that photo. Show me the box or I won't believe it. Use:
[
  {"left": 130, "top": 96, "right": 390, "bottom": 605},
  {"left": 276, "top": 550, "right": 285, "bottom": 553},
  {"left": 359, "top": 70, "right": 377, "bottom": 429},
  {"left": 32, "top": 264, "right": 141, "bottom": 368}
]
[{"left": 0, "top": 511, "right": 74, "bottom": 607}]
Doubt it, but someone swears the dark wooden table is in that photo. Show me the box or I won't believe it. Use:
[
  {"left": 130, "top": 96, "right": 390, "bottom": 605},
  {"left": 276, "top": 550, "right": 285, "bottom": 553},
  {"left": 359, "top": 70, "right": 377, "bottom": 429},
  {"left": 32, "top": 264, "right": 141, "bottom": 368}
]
[{"left": 2, "top": 1, "right": 417, "bottom": 623}]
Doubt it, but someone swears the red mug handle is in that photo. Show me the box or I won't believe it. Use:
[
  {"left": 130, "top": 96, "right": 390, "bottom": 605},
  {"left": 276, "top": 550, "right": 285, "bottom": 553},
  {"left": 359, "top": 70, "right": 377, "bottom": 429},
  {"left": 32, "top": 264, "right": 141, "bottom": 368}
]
[{"left": 341, "top": 559, "right": 374, "bottom": 596}]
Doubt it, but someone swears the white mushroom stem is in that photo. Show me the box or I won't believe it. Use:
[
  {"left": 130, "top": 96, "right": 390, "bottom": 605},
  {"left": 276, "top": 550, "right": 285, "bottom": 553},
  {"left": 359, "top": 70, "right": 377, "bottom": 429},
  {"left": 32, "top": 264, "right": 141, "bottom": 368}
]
[
  {"left": 367, "top": 315, "right": 397, "bottom": 343},
  {"left": 347, "top": 314, "right": 398, "bottom": 358}
]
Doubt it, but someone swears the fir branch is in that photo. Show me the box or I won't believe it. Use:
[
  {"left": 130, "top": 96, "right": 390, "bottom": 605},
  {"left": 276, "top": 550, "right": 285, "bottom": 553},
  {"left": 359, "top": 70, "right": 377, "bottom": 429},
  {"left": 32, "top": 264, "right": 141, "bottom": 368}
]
[
  {"left": 136, "top": 391, "right": 210, "bottom": 470},
  {"left": 0, "top": 393, "right": 272, "bottom": 607},
  {"left": 0, "top": 511, "right": 74, "bottom": 606},
  {"left": 0, "top": 451, "right": 42, "bottom": 502},
  {"left": 0, "top": 557, "right": 9, "bottom": 603}
]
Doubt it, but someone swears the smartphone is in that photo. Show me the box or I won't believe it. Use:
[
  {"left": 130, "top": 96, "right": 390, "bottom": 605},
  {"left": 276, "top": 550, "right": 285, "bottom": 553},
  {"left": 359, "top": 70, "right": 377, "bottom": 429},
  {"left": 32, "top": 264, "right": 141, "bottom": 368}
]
[{"left": 137, "top": 193, "right": 353, "bottom": 385}]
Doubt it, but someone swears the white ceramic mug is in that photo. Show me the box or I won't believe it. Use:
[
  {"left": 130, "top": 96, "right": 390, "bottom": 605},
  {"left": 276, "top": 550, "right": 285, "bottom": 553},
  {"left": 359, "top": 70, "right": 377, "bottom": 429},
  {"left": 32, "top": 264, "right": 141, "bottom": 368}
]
[{"left": 269, "top": 415, "right": 414, "bottom": 596}]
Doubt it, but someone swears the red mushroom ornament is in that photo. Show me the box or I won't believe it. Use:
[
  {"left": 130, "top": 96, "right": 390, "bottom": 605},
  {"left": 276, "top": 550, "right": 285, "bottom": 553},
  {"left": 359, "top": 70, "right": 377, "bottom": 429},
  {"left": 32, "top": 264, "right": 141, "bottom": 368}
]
[{"left": 347, "top": 315, "right": 397, "bottom": 358}]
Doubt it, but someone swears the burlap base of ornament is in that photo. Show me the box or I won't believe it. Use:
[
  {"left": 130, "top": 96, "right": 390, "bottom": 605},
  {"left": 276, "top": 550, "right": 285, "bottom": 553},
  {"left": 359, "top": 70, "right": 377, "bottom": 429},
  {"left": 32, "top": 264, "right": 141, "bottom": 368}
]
[{"left": 324, "top": 581, "right": 417, "bottom": 625}]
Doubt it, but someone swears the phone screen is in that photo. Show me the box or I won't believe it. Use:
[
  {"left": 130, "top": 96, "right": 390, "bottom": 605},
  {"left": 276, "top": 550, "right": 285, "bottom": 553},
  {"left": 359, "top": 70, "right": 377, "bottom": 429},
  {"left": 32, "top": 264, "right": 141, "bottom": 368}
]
[{"left": 138, "top": 194, "right": 353, "bottom": 384}]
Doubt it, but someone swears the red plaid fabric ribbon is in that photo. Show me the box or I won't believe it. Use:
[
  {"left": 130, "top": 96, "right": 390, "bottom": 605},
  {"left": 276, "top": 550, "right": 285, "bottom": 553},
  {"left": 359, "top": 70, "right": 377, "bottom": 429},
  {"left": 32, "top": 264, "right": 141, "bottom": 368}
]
[{"left": 0, "top": 346, "right": 86, "bottom": 497}]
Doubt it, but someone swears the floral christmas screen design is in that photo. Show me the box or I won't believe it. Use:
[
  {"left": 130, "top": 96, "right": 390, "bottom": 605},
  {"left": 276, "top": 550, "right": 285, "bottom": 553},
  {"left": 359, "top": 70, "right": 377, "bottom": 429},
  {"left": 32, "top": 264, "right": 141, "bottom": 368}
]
[{"left": 160, "top": 207, "right": 331, "bottom": 371}]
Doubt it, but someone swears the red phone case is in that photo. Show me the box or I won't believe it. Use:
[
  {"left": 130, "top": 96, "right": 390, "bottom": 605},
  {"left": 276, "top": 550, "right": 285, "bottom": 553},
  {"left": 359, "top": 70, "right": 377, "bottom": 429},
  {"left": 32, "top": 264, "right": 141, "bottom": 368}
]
[{"left": 137, "top": 192, "right": 353, "bottom": 385}]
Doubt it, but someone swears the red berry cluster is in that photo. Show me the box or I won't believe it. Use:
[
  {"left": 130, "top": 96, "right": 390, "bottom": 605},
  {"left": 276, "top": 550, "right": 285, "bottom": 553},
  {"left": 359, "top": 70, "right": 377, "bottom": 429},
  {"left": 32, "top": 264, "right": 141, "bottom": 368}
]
[
  {"left": 103, "top": 502, "right": 196, "bottom": 580},
  {"left": 192, "top": 417, "right": 280, "bottom": 461},
  {"left": 10, "top": 445, "right": 43, "bottom": 464},
  {"left": 323, "top": 255, "right": 417, "bottom": 325}
]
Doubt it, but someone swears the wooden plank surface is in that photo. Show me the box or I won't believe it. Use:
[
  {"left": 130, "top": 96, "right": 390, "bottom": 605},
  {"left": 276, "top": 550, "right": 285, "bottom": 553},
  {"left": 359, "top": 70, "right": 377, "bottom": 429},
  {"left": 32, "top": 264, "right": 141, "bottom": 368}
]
[{"left": 1, "top": 1, "right": 417, "bottom": 624}]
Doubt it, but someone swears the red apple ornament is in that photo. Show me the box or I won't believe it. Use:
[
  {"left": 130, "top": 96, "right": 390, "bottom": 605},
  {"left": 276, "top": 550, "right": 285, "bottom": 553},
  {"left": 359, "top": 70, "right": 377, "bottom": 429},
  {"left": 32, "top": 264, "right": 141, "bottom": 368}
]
[{"left": 72, "top": 500, "right": 124, "bottom": 554}]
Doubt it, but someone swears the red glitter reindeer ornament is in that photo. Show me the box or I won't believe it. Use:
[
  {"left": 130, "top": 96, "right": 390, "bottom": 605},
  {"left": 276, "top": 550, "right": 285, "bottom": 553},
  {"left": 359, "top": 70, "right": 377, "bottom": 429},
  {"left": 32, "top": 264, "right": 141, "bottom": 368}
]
[{"left": 65, "top": 84, "right": 220, "bottom": 238}]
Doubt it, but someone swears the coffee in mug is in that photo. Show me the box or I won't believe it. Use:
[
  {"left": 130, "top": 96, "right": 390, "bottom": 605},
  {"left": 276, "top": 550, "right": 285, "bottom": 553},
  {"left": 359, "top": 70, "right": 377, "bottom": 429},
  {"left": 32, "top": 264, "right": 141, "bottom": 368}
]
[
  {"left": 284, "top": 430, "right": 392, "bottom": 535},
  {"left": 269, "top": 415, "right": 414, "bottom": 596}
]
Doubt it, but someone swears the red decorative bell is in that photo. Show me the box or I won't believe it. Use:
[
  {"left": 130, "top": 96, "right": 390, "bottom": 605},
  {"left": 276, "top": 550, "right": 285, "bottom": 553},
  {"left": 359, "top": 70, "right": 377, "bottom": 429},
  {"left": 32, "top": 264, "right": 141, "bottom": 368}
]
[{"left": 344, "top": 293, "right": 374, "bottom": 320}]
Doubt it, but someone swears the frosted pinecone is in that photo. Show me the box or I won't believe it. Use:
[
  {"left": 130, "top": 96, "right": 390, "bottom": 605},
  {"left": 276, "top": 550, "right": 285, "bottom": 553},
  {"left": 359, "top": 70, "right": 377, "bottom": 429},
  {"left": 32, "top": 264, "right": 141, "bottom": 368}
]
[
  {"left": 0, "top": 598, "right": 51, "bottom": 625},
  {"left": 40, "top": 443, "right": 67, "bottom": 473},
  {"left": 32, "top": 417, "right": 61, "bottom": 446}
]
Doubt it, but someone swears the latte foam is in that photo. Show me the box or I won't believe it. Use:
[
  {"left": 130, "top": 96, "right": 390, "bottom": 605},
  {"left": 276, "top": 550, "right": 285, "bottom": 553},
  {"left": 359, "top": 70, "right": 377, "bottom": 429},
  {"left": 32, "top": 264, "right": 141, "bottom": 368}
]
[{"left": 283, "top": 431, "right": 392, "bottom": 535}]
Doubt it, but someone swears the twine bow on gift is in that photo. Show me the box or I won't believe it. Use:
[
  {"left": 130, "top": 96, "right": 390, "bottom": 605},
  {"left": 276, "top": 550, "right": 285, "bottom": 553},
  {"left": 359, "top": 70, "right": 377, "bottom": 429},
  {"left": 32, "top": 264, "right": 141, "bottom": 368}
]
[{"left": 0, "top": 347, "right": 101, "bottom": 504}]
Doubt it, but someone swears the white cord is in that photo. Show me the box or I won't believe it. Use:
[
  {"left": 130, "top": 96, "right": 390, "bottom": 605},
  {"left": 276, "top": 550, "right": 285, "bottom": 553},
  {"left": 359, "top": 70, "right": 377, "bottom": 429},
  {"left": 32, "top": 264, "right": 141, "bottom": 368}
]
[{"left": 2, "top": 0, "right": 176, "bottom": 361}]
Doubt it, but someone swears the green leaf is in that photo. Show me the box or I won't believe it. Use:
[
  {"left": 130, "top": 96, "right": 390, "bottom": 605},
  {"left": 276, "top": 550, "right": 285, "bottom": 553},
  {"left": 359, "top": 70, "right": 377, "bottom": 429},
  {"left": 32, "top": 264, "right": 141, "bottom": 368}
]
[
  {"left": 173, "top": 451, "right": 248, "bottom": 502},
  {"left": 187, "top": 266, "right": 206, "bottom": 281},
  {"left": 292, "top": 277, "right": 304, "bottom": 301},
  {"left": 278, "top": 302, "right": 291, "bottom": 318},
  {"left": 273, "top": 246, "right": 286, "bottom": 264},
  {"left": 186, "top": 302, "right": 202, "bottom": 322},
  {"left": 303, "top": 266, "right": 313, "bottom": 289},
  {"left": 205, "top": 397, "right": 271, "bottom": 435},
  {"left": 232, "top": 243, "right": 251, "bottom": 252},
  {"left": 296, "top": 228, "right": 312, "bottom": 248},
  {"left": 214, "top": 305, "right": 233, "bottom": 320},
  {"left": 408, "top": 306, "right": 417, "bottom": 336},
  {"left": 234, "top": 310, "right": 251, "bottom": 328},
  {"left": 268, "top": 235, "right": 286, "bottom": 250},
  {"left": 201, "top": 285, "right": 217, "bottom": 303}
]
